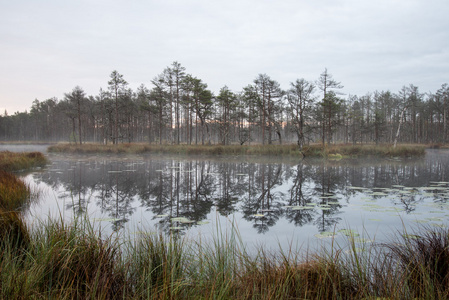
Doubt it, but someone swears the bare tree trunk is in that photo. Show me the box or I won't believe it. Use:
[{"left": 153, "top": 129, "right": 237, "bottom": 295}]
[{"left": 393, "top": 106, "right": 407, "bottom": 148}]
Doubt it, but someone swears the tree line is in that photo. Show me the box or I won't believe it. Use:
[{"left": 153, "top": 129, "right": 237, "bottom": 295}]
[{"left": 1, "top": 61, "right": 449, "bottom": 147}]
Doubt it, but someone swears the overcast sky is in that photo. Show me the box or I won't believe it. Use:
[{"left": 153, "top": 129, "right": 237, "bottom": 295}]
[{"left": 1, "top": 0, "right": 448, "bottom": 114}]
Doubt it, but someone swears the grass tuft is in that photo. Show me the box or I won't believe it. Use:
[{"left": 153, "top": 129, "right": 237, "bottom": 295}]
[
  {"left": 29, "top": 219, "right": 128, "bottom": 299},
  {"left": 127, "top": 232, "right": 187, "bottom": 298},
  {"left": 383, "top": 226, "right": 449, "bottom": 298}
]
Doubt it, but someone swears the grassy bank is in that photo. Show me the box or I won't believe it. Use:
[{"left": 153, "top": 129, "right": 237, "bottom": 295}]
[
  {"left": 0, "top": 151, "right": 46, "bottom": 211},
  {"left": 0, "top": 151, "right": 46, "bottom": 255},
  {"left": 1, "top": 215, "right": 449, "bottom": 299},
  {"left": 0, "top": 151, "right": 47, "bottom": 172},
  {"left": 313, "top": 143, "right": 426, "bottom": 158},
  {"left": 48, "top": 142, "right": 426, "bottom": 158}
]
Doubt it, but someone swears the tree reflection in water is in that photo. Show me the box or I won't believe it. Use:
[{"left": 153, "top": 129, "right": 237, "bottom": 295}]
[{"left": 31, "top": 151, "right": 449, "bottom": 240}]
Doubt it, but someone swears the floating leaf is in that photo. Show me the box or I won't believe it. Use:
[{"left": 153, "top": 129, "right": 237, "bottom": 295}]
[
  {"left": 422, "top": 193, "right": 435, "bottom": 197},
  {"left": 197, "top": 221, "right": 210, "bottom": 225},
  {"left": 291, "top": 206, "right": 308, "bottom": 210},
  {"left": 252, "top": 214, "right": 266, "bottom": 217},
  {"left": 354, "top": 238, "right": 373, "bottom": 243},
  {"left": 155, "top": 214, "right": 168, "bottom": 218},
  {"left": 319, "top": 195, "right": 338, "bottom": 199},
  {"left": 133, "top": 231, "right": 157, "bottom": 236},
  {"left": 338, "top": 229, "right": 360, "bottom": 237},
  {"left": 91, "top": 218, "right": 121, "bottom": 222},
  {"left": 171, "top": 217, "right": 194, "bottom": 223},
  {"left": 413, "top": 220, "right": 429, "bottom": 224},
  {"left": 421, "top": 187, "right": 438, "bottom": 191},
  {"left": 318, "top": 207, "right": 331, "bottom": 211},
  {"left": 371, "top": 192, "right": 388, "bottom": 196},
  {"left": 169, "top": 227, "right": 183, "bottom": 230},
  {"left": 348, "top": 186, "right": 367, "bottom": 190},
  {"left": 315, "top": 232, "right": 336, "bottom": 238}
]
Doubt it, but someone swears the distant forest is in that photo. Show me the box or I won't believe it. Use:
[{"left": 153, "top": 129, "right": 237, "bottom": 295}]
[{"left": 1, "top": 61, "right": 449, "bottom": 147}]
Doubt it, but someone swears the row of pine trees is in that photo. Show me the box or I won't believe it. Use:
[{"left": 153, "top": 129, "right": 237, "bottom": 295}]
[{"left": 1, "top": 62, "right": 449, "bottom": 146}]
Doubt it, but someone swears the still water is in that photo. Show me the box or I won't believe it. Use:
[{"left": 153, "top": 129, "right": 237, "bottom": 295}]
[{"left": 5, "top": 145, "right": 449, "bottom": 253}]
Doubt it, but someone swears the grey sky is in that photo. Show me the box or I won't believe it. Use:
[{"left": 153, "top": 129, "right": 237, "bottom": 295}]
[{"left": 1, "top": 0, "right": 448, "bottom": 113}]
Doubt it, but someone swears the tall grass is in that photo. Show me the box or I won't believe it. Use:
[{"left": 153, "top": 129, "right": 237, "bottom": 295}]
[
  {"left": 127, "top": 232, "right": 186, "bottom": 298},
  {"left": 48, "top": 142, "right": 426, "bottom": 158},
  {"left": 0, "top": 209, "right": 30, "bottom": 254},
  {"left": 2, "top": 215, "right": 449, "bottom": 298},
  {"left": 381, "top": 227, "right": 449, "bottom": 299},
  {"left": 1, "top": 217, "right": 128, "bottom": 299}
]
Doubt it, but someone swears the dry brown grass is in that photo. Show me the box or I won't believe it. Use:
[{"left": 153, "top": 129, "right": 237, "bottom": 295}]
[
  {"left": 0, "top": 151, "right": 47, "bottom": 172},
  {"left": 0, "top": 170, "right": 30, "bottom": 211}
]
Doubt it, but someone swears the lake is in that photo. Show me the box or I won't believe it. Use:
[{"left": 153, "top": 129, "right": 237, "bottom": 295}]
[{"left": 4, "top": 145, "right": 449, "bottom": 253}]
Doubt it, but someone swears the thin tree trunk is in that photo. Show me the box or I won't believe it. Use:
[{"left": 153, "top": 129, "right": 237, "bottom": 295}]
[{"left": 393, "top": 106, "right": 407, "bottom": 148}]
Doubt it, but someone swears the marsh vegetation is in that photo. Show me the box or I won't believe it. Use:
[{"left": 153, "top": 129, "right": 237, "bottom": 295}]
[{"left": 47, "top": 142, "right": 426, "bottom": 158}]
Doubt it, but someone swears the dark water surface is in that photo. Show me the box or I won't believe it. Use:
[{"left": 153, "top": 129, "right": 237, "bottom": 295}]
[{"left": 4, "top": 145, "right": 449, "bottom": 253}]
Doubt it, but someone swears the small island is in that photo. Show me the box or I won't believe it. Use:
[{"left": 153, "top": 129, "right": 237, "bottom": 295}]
[{"left": 47, "top": 142, "right": 426, "bottom": 159}]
